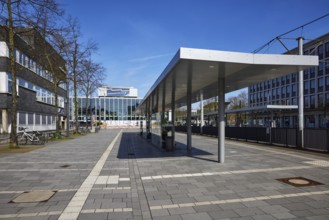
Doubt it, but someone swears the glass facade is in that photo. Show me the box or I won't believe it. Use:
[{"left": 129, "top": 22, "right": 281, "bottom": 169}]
[
  {"left": 248, "top": 33, "right": 329, "bottom": 128},
  {"left": 70, "top": 97, "right": 145, "bottom": 127}
]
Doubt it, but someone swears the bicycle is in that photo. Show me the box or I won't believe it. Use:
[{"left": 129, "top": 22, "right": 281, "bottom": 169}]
[{"left": 17, "top": 127, "right": 45, "bottom": 145}]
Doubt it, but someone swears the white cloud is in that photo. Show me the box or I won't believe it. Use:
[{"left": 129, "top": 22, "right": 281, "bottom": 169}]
[{"left": 129, "top": 53, "right": 173, "bottom": 62}]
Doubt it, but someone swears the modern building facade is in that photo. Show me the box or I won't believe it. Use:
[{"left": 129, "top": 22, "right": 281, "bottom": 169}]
[
  {"left": 248, "top": 33, "right": 329, "bottom": 128},
  {"left": 70, "top": 86, "right": 144, "bottom": 127},
  {"left": 0, "top": 26, "right": 67, "bottom": 133}
]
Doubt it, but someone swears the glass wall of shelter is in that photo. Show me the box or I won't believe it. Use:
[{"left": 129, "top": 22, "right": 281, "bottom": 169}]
[{"left": 69, "top": 97, "right": 145, "bottom": 127}]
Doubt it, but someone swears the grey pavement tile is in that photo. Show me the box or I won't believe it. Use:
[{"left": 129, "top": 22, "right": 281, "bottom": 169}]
[
  {"left": 181, "top": 212, "right": 212, "bottom": 220},
  {"left": 151, "top": 209, "right": 170, "bottom": 217},
  {"left": 271, "top": 212, "right": 297, "bottom": 219},
  {"left": 193, "top": 204, "right": 221, "bottom": 212},
  {"left": 153, "top": 215, "right": 182, "bottom": 220},
  {"left": 78, "top": 213, "right": 108, "bottom": 220},
  {"left": 234, "top": 207, "right": 266, "bottom": 217},
  {"left": 208, "top": 209, "right": 240, "bottom": 219},
  {"left": 1, "top": 130, "right": 329, "bottom": 220},
  {"left": 252, "top": 214, "right": 277, "bottom": 220},
  {"left": 168, "top": 207, "right": 196, "bottom": 215},
  {"left": 306, "top": 216, "right": 329, "bottom": 220}
]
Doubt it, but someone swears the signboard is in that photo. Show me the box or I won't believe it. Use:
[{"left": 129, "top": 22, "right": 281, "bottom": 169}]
[
  {"left": 107, "top": 88, "right": 130, "bottom": 96},
  {"left": 98, "top": 86, "right": 138, "bottom": 97}
]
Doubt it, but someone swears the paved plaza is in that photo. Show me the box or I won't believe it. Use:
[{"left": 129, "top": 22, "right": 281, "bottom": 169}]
[{"left": 0, "top": 129, "right": 329, "bottom": 220}]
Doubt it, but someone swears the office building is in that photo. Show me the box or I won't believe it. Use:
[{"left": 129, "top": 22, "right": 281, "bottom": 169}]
[
  {"left": 70, "top": 86, "right": 144, "bottom": 127},
  {"left": 248, "top": 33, "right": 329, "bottom": 128},
  {"left": 0, "top": 26, "right": 67, "bottom": 133}
]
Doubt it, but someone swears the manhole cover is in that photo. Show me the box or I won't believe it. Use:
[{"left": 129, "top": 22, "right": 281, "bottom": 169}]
[
  {"left": 60, "top": 164, "right": 71, "bottom": 168},
  {"left": 11, "top": 190, "right": 55, "bottom": 203},
  {"left": 277, "top": 177, "right": 323, "bottom": 187}
]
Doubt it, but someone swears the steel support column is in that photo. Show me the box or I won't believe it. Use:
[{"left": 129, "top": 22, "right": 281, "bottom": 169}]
[
  {"left": 298, "top": 37, "right": 304, "bottom": 148},
  {"left": 187, "top": 66, "right": 192, "bottom": 151},
  {"left": 171, "top": 74, "right": 176, "bottom": 149},
  {"left": 218, "top": 76, "right": 225, "bottom": 163},
  {"left": 200, "top": 92, "right": 204, "bottom": 134},
  {"left": 161, "top": 82, "right": 166, "bottom": 148}
]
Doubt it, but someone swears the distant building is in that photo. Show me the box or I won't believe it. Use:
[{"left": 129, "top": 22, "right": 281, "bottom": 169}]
[
  {"left": 70, "top": 86, "right": 144, "bottom": 127},
  {"left": 248, "top": 33, "right": 329, "bottom": 128},
  {"left": 0, "top": 26, "right": 67, "bottom": 133}
]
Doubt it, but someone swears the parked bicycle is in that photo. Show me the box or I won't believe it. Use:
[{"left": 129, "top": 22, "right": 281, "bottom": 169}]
[{"left": 17, "top": 127, "right": 45, "bottom": 145}]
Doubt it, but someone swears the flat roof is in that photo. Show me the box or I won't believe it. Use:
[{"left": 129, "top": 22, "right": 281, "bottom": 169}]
[{"left": 140, "top": 48, "right": 318, "bottom": 112}]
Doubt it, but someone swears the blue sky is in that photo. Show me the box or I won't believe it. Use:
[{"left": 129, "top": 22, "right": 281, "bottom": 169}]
[{"left": 57, "top": 0, "right": 329, "bottom": 99}]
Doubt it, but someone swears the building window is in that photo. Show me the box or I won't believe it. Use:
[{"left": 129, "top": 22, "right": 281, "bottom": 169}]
[
  {"left": 310, "top": 79, "right": 315, "bottom": 94},
  {"left": 286, "top": 75, "right": 290, "bottom": 84},
  {"left": 8, "top": 73, "right": 12, "bottom": 94},
  {"left": 292, "top": 84, "right": 297, "bottom": 97},
  {"left": 304, "top": 96, "right": 309, "bottom": 108},
  {"left": 318, "top": 62, "right": 324, "bottom": 76},
  {"left": 281, "top": 86, "right": 286, "bottom": 98},
  {"left": 310, "top": 95, "right": 315, "bottom": 108},
  {"left": 19, "top": 112, "right": 26, "bottom": 126},
  {"left": 292, "top": 97, "right": 297, "bottom": 105},
  {"left": 326, "top": 76, "right": 329, "bottom": 91},
  {"left": 292, "top": 73, "right": 297, "bottom": 83},
  {"left": 286, "top": 85, "right": 290, "bottom": 97},
  {"left": 318, "top": 44, "right": 324, "bottom": 60},
  {"left": 304, "top": 81, "right": 309, "bottom": 94},
  {"left": 318, "top": 77, "right": 324, "bottom": 92},
  {"left": 318, "top": 93, "right": 324, "bottom": 108},
  {"left": 281, "top": 76, "right": 285, "bottom": 85},
  {"left": 325, "top": 42, "right": 329, "bottom": 58},
  {"left": 326, "top": 93, "right": 329, "bottom": 107},
  {"left": 28, "top": 113, "right": 34, "bottom": 125},
  {"left": 304, "top": 68, "right": 309, "bottom": 80},
  {"left": 309, "top": 66, "right": 315, "bottom": 78}
]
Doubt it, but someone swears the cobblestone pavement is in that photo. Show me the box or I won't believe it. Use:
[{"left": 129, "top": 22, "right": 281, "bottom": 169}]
[{"left": 0, "top": 129, "right": 328, "bottom": 220}]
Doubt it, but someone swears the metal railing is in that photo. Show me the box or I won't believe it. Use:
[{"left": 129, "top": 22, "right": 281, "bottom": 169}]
[{"left": 174, "top": 126, "right": 329, "bottom": 153}]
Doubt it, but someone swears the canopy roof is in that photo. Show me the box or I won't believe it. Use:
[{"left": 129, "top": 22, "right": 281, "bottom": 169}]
[{"left": 139, "top": 48, "right": 318, "bottom": 113}]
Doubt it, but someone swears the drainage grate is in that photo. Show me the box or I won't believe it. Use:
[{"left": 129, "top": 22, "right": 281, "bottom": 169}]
[
  {"left": 60, "top": 164, "right": 71, "bottom": 168},
  {"left": 11, "top": 190, "right": 56, "bottom": 203},
  {"left": 277, "top": 177, "right": 323, "bottom": 187}
]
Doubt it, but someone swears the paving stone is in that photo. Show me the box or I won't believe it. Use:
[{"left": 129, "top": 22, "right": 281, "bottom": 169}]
[{"left": 1, "top": 130, "right": 329, "bottom": 220}]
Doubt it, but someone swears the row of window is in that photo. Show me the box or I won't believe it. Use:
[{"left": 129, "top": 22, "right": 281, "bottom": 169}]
[
  {"left": 7, "top": 73, "right": 64, "bottom": 108},
  {"left": 250, "top": 93, "right": 329, "bottom": 109},
  {"left": 18, "top": 112, "right": 55, "bottom": 126},
  {"left": 306, "top": 41, "right": 329, "bottom": 60},
  {"left": 250, "top": 63, "right": 329, "bottom": 94},
  {"left": 71, "top": 97, "right": 143, "bottom": 121},
  {"left": 250, "top": 76, "right": 329, "bottom": 101},
  {"left": 14, "top": 48, "right": 66, "bottom": 90}
]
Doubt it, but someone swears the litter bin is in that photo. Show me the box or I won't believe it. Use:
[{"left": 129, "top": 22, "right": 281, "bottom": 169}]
[{"left": 166, "top": 136, "right": 173, "bottom": 151}]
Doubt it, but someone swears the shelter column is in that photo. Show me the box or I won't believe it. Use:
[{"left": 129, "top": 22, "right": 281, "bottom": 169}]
[
  {"left": 161, "top": 82, "right": 166, "bottom": 148},
  {"left": 297, "top": 37, "right": 304, "bottom": 148},
  {"left": 200, "top": 92, "right": 204, "bottom": 134},
  {"left": 218, "top": 76, "right": 225, "bottom": 163},
  {"left": 186, "top": 66, "right": 192, "bottom": 151},
  {"left": 171, "top": 75, "right": 176, "bottom": 150}
]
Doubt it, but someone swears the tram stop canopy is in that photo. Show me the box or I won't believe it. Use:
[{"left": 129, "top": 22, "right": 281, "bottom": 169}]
[{"left": 138, "top": 47, "right": 318, "bottom": 163}]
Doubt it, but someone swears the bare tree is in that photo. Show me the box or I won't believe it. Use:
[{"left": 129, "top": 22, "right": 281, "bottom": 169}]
[
  {"left": 1, "top": 0, "right": 66, "bottom": 146},
  {"left": 78, "top": 58, "right": 105, "bottom": 129},
  {"left": 61, "top": 17, "right": 98, "bottom": 134},
  {"left": 227, "top": 91, "right": 248, "bottom": 110}
]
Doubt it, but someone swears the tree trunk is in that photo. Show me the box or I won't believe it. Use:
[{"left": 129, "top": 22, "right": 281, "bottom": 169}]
[
  {"left": 73, "top": 44, "right": 79, "bottom": 133},
  {"left": 7, "top": 0, "right": 18, "bottom": 148},
  {"left": 85, "top": 94, "right": 89, "bottom": 129}
]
